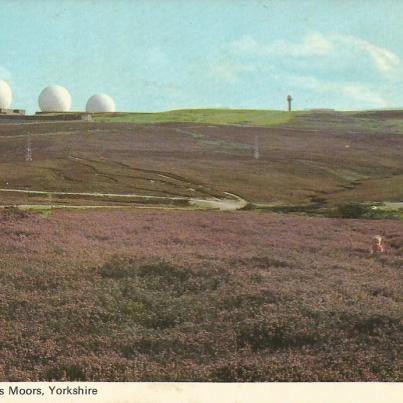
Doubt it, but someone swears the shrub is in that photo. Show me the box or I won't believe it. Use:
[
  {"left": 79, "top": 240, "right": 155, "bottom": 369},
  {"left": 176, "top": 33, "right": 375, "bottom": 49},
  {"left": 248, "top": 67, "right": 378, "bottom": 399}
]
[
  {"left": 337, "top": 203, "right": 373, "bottom": 218},
  {"left": 210, "top": 360, "right": 266, "bottom": 382},
  {"left": 236, "top": 319, "right": 320, "bottom": 351},
  {"left": 0, "top": 207, "right": 31, "bottom": 222},
  {"left": 353, "top": 315, "right": 401, "bottom": 337},
  {"left": 46, "top": 364, "right": 87, "bottom": 381},
  {"left": 336, "top": 203, "right": 400, "bottom": 219}
]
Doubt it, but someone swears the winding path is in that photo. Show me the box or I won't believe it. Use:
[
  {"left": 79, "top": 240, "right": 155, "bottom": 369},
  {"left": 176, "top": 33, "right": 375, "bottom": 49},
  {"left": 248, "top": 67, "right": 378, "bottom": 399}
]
[{"left": 0, "top": 188, "right": 248, "bottom": 211}]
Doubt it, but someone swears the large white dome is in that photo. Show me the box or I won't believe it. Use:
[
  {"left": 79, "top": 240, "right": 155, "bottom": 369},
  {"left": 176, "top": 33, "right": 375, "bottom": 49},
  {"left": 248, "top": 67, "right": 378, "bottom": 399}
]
[
  {"left": 38, "top": 85, "right": 71, "bottom": 112},
  {"left": 0, "top": 80, "right": 12, "bottom": 109},
  {"left": 86, "top": 94, "right": 116, "bottom": 113}
]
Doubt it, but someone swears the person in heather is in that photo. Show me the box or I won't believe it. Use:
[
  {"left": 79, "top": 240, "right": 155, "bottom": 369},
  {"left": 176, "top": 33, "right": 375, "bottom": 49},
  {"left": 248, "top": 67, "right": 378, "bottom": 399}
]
[{"left": 371, "top": 235, "right": 385, "bottom": 255}]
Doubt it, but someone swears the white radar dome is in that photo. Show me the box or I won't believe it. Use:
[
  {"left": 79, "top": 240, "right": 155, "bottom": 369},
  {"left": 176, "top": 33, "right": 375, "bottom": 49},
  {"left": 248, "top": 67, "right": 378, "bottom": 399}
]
[
  {"left": 38, "top": 85, "right": 71, "bottom": 112},
  {"left": 86, "top": 94, "right": 116, "bottom": 113},
  {"left": 0, "top": 80, "right": 12, "bottom": 109}
]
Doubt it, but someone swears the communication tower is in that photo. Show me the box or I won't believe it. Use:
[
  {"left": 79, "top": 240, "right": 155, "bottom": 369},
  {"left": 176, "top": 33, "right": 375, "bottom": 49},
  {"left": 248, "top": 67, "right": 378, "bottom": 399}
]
[{"left": 25, "top": 134, "right": 32, "bottom": 162}]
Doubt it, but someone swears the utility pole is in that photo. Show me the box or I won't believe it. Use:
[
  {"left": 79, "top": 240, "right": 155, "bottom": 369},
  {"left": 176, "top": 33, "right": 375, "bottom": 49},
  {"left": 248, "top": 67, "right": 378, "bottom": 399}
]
[
  {"left": 254, "top": 134, "right": 260, "bottom": 160},
  {"left": 25, "top": 134, "right": 32, "bottom": 162},
  {"left": 287, "top": 95, "right": 293, "bottom": 112}
]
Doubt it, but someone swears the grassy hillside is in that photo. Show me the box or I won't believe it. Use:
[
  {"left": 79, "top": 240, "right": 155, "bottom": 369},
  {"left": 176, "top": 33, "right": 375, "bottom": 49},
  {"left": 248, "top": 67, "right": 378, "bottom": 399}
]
[
  {"left": 0, "top": 109, "right": 402, "bottom": 210},
  {"left": 92, "top": 109, "right": 294, "bottom": 127},
  {"left": 93, "top": 108, "right": 403, "bottom": 133}
]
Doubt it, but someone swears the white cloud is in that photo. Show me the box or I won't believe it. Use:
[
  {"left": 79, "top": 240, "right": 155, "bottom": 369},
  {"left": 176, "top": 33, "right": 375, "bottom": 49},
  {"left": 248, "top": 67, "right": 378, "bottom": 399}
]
[
  {"left": 231, "top": 33, "right": 400, "bottom": 75},
  {"left": 286, "top": 74, "right": 387, "bottom": 107},
  {"left": 266, "top": 33, "right": 334, "bottom": 57},
  {"left": 207, "top": 56, "right": 253, "bottom": 83},
  {"left": 340, "top": 83, "right": 387, "bottom": 106},
  {"left": 197, "top": 32, "right": 399, "bottom": 108},
  {"left": 232, "top": 33, "right": 333, "bottom": 57},
  {"left": 333, "top": 34, "right": 400, "bottom": 73},
  {"left": 231, "top": 36, "right": 258, "bottom": 53}
]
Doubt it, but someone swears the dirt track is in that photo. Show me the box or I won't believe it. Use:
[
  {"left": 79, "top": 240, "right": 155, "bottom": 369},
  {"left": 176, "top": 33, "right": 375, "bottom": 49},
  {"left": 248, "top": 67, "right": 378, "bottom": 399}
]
[{"left": 0, "top": 187, "right": 248, "bottom": 211}]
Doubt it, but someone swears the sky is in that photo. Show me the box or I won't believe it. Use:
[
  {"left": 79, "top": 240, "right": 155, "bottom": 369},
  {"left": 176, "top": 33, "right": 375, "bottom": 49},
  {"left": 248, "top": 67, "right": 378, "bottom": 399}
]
[{"left": 1, "top": 0, "right": 403, "bottom": 113}]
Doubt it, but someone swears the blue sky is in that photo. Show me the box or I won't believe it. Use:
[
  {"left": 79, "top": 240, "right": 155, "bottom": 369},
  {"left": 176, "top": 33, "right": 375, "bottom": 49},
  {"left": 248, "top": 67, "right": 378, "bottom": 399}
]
[{"left": 1, "top": 0, "right": 403, "bottom": 113}]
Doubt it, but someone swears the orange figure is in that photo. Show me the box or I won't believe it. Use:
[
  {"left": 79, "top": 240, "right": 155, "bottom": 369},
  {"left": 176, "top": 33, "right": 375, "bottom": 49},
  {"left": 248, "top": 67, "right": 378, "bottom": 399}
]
[{"left": 371, "top": 235, "right": 385, "bottom": 255}]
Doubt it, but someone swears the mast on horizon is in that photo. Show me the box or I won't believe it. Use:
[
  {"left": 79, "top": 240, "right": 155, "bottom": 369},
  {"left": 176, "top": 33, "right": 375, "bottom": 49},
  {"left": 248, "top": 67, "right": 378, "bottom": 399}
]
[{"left": 287, "top": 95, "right": 293, "bottom": 112}]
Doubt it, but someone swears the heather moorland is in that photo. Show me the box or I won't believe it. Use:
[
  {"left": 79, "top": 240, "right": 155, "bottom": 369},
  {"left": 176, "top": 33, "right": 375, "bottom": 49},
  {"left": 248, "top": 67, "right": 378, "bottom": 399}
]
[
  {"left": 0, "top": 110, "right": 401, "bottom": 382},
  {"left": 0, "top": 208, "right": 401, "bottom": 381},
  {"left": 1, "top": 110, "right": 402, "bottom": 209}
]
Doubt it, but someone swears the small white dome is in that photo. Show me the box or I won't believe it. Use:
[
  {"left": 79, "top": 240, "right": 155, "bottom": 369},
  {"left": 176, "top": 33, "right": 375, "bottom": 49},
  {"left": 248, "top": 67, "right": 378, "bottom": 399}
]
[
  {"left": 0, "top": 80, "right": 12, "bottom": 109},
  {"left": 86, "top": 94, "right": 116, "bottom": 113},
  {"left": 38, "top": 85, "right": 71, "bottom": 112}
]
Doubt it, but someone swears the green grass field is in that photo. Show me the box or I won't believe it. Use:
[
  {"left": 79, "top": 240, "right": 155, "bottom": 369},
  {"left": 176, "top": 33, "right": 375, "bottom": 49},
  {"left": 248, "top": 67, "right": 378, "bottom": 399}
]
[
  {"left": 92, "top": 108, "right": 403, "bottom": 134},
  {"left": 92, "top": 109, "right": 295, "bottom": 126}
]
